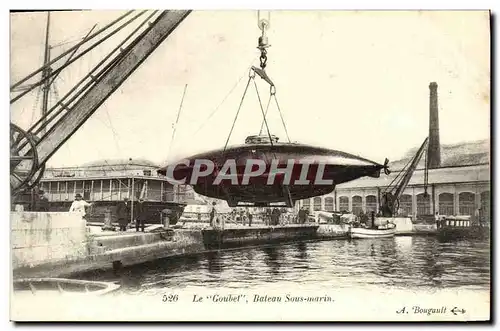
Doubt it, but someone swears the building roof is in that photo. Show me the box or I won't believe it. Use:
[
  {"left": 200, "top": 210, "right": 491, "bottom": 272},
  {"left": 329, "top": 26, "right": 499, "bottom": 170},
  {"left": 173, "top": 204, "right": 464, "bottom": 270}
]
[
  {"left": 81, "top": 158, "right": 159, "bottom": 168},
  {"left": 183, "top": 198, "right": 207, "bottom": 206},
  {"left": 389, "top": 139, "right": 490, "bottom": 170},
  {"left": 336, "top": 163, "right": 490, "bottom": 189}
]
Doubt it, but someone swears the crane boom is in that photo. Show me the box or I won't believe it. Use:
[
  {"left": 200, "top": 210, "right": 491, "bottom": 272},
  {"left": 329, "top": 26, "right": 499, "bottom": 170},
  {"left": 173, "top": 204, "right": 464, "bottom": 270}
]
[
  {"left": 380, "top": 137, "right": 429, "bottom": 217},
  {"left": 393, "top": 137, "right": 429, "bottom": 201},
  {"left": 10, "top": 10, "right": 191, "bottom": 194}
]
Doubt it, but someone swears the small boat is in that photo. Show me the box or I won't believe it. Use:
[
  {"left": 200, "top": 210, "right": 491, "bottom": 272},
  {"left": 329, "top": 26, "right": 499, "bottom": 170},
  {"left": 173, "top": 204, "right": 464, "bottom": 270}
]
[
  {"left": 12, "top": 278, "right": 120, "bottom": 296},
  {"left": 437, "top": 217, "right": 490, "bottom": 241},
  {"left": 348, "top": 223, "right": 396, "bottom": 239}
]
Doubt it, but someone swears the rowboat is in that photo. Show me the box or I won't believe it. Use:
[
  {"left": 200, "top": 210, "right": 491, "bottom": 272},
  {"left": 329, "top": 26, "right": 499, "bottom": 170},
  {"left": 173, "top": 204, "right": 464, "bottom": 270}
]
[
  {"left": 12, "top": 278, "right": 120, "bottom": 296},
  {"left": 348, "top": 223, "right": 396, "bottom": 239}
]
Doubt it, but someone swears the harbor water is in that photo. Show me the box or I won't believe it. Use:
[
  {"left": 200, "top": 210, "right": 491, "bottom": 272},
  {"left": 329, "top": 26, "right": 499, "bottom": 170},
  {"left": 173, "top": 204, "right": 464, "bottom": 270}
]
[{"left": 77, "top": 236, "right": 490, "bottom": 294}]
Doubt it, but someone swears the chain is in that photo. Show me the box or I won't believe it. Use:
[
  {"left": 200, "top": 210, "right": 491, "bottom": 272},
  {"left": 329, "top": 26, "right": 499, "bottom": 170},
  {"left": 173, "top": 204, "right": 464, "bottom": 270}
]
[
  {"left": 257, "top": 11, "right": 270, "bottom": 70},
  {"left": 259, "top": 48, "right": 268, "bottom": 70}
]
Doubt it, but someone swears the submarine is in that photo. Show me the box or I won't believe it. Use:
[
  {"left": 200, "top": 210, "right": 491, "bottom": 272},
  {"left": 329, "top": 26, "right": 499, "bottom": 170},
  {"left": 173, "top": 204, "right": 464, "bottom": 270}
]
[{"left": 158, "top": 135, "right": 389, "bottom": 207}]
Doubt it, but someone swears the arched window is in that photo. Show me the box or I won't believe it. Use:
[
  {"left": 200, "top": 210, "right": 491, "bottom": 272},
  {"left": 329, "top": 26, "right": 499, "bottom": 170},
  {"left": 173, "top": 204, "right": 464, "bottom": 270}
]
[
  {"left": 324, "top": 197, "right": 334, "bottom": 212},
  {"left": 339, "top": 196, "right": 349, "bottom": 212},
  {"left": 352, "top": 196, "right": 363, "bottom": 215},
  {"left": 365, "top": 195, "right": 377, "bottom": 213},
  {"left": 302, "top": 198, "right": 310, "bottom": 209},
  {"left": 416, "top": 193, "right": 431, "bottom": 216},
  {"left": 459, "top": 192, "right": 475, "bottom": 216},
  {"left": 313, "top": 197, "right": 322, "bottom": 211},
  {"left": 480, "top": 191, "right": 490, "bottom": 224},
  {"left": 399, "top": 194, "right": 412, "bottom": 216},
  {"left": 438, "top": 193, "right": 454, "bottom": 216}
]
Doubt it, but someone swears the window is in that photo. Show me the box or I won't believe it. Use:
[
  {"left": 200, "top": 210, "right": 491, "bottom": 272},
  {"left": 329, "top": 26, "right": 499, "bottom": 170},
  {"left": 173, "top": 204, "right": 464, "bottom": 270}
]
[
  {"left": 352, "top": 196, "right": 363, "bottom": 215},
  {"left": 365, "top": 195, "right": 377, "bottom": 213},
  {"left": 399, "top": 194, "right": 412, "bottom": 216},
  {"left": 313, "top": 197, "right": 322, "bottom": 211},
  {"left": 458, "top": 192, "right": 475, "bottom": 216},
  {"left": 480, "top": 191, "right": 490, "bottom": 224},
  {"left": 338, "top": 196, "right": 349, "bottom": 212},
  {"left": 143, "top": 170, "right": 152, "bottom": 176},
  {"left": 324, "top": 197, "right": 334, "bottom": 212},
  {"left": 302, "top": 198, "right": 310, "bottom": 208},
  {"left": 438, "top": 193, "right": 454, "bottom": 216},
  {"left": 416, "top": 193, "right": 431, "bottom": 216}
]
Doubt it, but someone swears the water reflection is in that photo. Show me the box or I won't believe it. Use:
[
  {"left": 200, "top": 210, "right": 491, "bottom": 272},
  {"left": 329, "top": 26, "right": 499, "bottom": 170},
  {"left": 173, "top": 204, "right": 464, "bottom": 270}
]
[
  {"left": 206, "top": 251, "right": 223, "bottom": 274},
  {"left": 77, "top": 236, "right": 490, "bottom": 293}
]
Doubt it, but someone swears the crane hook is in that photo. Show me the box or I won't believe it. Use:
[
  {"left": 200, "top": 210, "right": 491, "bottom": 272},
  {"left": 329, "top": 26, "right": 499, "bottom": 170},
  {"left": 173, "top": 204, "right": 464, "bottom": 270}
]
[{"left": 257, "top": 10, "right": 271, "bottom": 70}]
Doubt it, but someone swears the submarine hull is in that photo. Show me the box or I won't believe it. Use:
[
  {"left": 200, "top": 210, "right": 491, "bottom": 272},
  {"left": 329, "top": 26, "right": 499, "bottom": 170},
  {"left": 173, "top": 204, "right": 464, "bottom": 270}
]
[{"left": 158, "top": 142, "right": 386, "bottom": 207}]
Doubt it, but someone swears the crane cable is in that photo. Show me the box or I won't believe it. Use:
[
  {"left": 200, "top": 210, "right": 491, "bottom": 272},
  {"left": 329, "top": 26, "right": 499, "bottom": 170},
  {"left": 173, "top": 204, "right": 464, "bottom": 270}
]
[
  {"left": 167, "top": 84, "right": 188, "bottom": 162},
  {"left": 223, "top": 10, "right": 293, "bottom": 151}
]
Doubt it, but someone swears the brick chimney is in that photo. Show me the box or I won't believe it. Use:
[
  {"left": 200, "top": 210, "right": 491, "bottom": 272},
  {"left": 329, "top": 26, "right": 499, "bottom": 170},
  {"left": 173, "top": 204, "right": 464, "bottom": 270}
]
[{"left": 427, "top": 82, "right": 441, "bottom": 169}]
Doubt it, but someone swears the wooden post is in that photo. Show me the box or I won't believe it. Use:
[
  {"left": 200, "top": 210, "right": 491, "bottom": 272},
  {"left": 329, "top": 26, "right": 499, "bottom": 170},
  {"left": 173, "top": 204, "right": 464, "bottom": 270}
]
[
  {"left": 100, "top": 180, "right": 104, "bottom": 200},
  {"left": 131, "top": 177, "right": 135, "bottom": 225},
  {"left": 127, "top": 178, "right": 131, "bottom": 199},
  {"left": 91, "top": 180, "right": 94, "bottom": 201},
  {"left": 109, "top": 179, "right": 112, "bottom": 201},
  {"left": 431, "top": 183, "right": 436, "bottom": 215},
  {"left": 118, "top": 179, "right": 122, "bottom": 201}
]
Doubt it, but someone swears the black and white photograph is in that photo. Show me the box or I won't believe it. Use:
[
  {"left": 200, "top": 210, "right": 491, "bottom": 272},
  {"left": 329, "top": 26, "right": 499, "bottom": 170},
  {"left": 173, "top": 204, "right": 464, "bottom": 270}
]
[{"left": 8, "top": 9, "right": 491, "bottom": 322}]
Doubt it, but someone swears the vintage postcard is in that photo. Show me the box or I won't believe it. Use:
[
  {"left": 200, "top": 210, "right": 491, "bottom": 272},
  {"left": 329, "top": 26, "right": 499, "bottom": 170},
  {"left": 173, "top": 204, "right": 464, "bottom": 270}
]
[{"left": 9, "top": 9, "right": 490, "bottom": 322}]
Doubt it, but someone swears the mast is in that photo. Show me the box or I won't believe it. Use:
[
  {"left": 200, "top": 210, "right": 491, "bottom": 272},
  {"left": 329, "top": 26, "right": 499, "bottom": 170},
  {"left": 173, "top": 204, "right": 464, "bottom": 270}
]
[{"left": 41, "top": 11, "right": 51, "bottom": 134}]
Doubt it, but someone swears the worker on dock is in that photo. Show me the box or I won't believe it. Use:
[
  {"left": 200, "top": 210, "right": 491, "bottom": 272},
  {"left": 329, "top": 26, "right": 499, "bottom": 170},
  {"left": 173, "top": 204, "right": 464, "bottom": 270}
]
[
  {"left": 116, "top": 197, "right": 131, "bottom": 232},
  {"left": 134, "top": 198, "right": 147, "bottom": 232},
  {"left": 247, "top": 208, "right": 253, "bottom": 227},
  {"left": 370, "top": 211, "right": 376, "bottom": 229},
  {"left": 265, "top": 208, "right": 272, "bottom": 225},
  {"left": 34, "top": 189, "right": 49, "bottom": 212},
  {"left": 69, "top": 193, "right": 92, "bottom": 220},
  {"left": 271, "top": 208, "right": 281, "bottom": 226},
  {"left": 209, "top": 202, "right": 217, "bottom": 227},
  {"left": 434, "top": 211, "right": 440, "bottom": 227}
]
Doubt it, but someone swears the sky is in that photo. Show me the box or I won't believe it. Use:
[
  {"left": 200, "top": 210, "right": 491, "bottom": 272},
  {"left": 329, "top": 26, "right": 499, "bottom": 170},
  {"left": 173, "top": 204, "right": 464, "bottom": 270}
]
[{"left": 10, "top": 10, "right": 490, "bottom": 168}]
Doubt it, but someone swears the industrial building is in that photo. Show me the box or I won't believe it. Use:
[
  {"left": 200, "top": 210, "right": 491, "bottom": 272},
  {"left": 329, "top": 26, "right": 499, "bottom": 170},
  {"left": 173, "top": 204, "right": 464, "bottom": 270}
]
[{"left": 299, "top": 82, "right": 491, "bottom": 224}]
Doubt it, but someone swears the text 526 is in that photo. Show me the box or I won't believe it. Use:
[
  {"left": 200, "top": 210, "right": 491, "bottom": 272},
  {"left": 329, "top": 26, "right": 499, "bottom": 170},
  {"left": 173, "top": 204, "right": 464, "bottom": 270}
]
[{"left": 162, "top": 294, "right": 179, "bottom": 302}]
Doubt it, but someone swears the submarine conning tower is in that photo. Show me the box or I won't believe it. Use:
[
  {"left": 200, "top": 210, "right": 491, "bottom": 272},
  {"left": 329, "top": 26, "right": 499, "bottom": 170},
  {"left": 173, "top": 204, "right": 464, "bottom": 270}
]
[
  {"left": 428, "top": 82, "right": 441, "bottom": 169},
  {"left": 245, "top": 134, "right": 280, "bottom": 144}
]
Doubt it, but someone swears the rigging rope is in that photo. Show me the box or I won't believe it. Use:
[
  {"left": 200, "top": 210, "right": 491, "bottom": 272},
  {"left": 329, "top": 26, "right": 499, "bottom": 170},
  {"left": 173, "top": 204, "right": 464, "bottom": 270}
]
[
  {"left": 252, "top": 79, "right": 274, "bottom": 147},
  {"left": 272, "top": 93, "right": 291, "bottom": 143},
  {"left": 14, "top": 10, "right": 158, "bottom": 154},
  {"left": 10, "top": 10, "right": 135, "bottom": 91},
  {"left": 222, "top": 75, "right": 253, "bottom": 153},
  {"left": 258, "top": 92, "right": 273, "bottom": 136},
  {"left": 11, "top": 10, "right": 148, "bottom": 105},
  {"left": 191, "top": 58, "right": 257, "bottom": 137},
  {"left": 167, "top": 84, "right": 188, "bottom": 161},
  {"left": 47, "top": 25, "right": 97, "bottom": 89}
]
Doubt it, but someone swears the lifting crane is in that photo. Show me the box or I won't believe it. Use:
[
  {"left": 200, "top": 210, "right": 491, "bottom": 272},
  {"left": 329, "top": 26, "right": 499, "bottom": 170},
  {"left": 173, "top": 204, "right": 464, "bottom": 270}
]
[
  {"left": 379, "top": 137, "right": 429, "bottom": 217},
  {"left": 10, "top": 10, "right": 191, "bottom": 198}
]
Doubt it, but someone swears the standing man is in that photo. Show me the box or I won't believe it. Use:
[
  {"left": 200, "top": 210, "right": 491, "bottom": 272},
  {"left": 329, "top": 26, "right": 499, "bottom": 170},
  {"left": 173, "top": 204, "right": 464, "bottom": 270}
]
[
  {"left": 265, "top": 208, "right": 272, "bottom": 226},
  {"left": 247, "top": 208, "right": 253, "bottom": 227},
  {"left": 116, "top": 197, "right": 131, "bottom": 232},
  {"left": 134, "top": 198, "right": 147, "bottom": 232},
  {"left": 434, "top": 211, "right": 441, "bottom": 228},
  {"left": 69, "top": 193, "right": 92, "bottom": 220},
  {"left": 209, "top": 202, "right": 217, "bottom": 227},
  {"left": 298, "top": 207, "right": 305, "bottom": 224},
  {"left": 370, "top": 211, "right": 376, "bottom": 229},
  {"left": 34, "top": 189, "right": 49, "bottom": 212}
]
